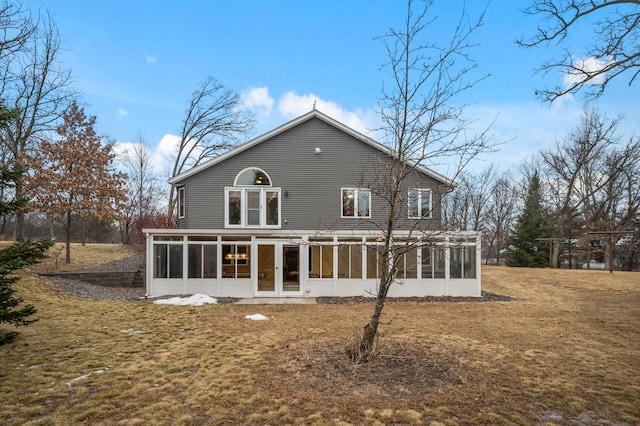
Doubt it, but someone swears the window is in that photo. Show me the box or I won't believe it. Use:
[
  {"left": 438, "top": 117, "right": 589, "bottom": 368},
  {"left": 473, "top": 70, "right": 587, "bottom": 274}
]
[
  {"left": 421, "top": 247, "right": 446, "bottom": 279},
  {"left": 338, "top": 244, "right": 363, "bottom": 279},
  {"left": 342, "top": 188, "right": 370, "bottom": 218},
  {"left": 225, "top": 168, "right": 280, "bottom": 228},
  {"left": 408, "top": 189, "right": 432, "bottom": 218},
  {"left": 234, "top": 168, "right": 270, "bottom": 186},
  {"left": 153, "top": 243, "right": 183, "bottom": 279},
  {"left": 225, "top": 188, "right": 280, "bottom": 228},
  {"left": 222, "top": 244, "right": 251, "bottom": 278},
  {"left": 178, "top": 187, "right": 185, "bottom": 218},
  {"left": 308, "top": 240, "right": 334, "bottom": 279},
  {"left": 366, "top": 245, "right": 383, "bottom": 279},
  {"left": 188, "top": 244, "right": 217, "bottom": 279},
  {"left": 393, "top": 246, "right": 418, "bottom": 279},
  {"left": 227, "top": 190, "right": 241, "bottom": 225},
  {"left": 449, "top": 247, "right": 476, "bottom": 279}
]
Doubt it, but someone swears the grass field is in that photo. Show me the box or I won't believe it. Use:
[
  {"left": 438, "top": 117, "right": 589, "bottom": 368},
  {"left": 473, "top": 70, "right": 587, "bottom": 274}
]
[{"left": 1, "top": 243, "right": 638, "bottom": 425}]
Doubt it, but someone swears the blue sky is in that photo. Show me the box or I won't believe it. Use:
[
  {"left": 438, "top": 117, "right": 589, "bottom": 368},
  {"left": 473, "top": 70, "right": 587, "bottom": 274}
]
[{"left": 23, "top": 0, "right": 639, "bottom": 177}]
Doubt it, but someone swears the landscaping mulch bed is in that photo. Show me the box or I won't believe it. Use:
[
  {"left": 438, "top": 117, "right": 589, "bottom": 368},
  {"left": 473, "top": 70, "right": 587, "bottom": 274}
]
[{"left": 316, "top": 291, "right": 516, "bottom": 304}]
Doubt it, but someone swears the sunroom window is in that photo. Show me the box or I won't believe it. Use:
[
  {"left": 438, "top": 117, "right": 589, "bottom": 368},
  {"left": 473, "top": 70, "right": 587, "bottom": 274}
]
[{"left": 226, "top": 168, "right": 280, "bottom": 228}]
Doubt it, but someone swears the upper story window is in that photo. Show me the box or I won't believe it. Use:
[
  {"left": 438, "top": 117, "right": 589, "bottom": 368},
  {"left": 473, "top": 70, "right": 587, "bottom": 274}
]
[
  {"left": 178, "top": 187, "right": 185, "bottom": 219},
  {"left": 226, "top": 168, "right": 280, "bottom": 228},
  {"left": 342, "top": 188, "right": 370, "bottom": 218},
  {"left": 234, "top": 168, "right": 271, "bottom": 186},
  {"left": 408, "top": 188, "right": 432, "bottom": 219}
]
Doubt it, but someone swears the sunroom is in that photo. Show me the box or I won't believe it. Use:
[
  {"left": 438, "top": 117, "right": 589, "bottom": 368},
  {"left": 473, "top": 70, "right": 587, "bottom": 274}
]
[{"left": 144, "top": 230, "right": 482, "bottom": 298}]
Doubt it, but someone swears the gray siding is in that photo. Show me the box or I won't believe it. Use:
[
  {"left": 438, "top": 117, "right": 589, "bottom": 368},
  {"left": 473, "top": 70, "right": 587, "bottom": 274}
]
[{"left": 181, "top": 117, "right": 445, "bottom": 231}]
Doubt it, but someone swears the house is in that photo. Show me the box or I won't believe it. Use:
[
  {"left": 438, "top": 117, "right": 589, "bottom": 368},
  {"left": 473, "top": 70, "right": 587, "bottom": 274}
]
[{"left": 144, "top": 110, "right": 481, "bottom": 298}]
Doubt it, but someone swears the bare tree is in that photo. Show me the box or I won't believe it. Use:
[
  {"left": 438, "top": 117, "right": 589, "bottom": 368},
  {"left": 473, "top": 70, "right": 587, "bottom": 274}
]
[
  {"left": 484, "top": 172, "right": 518, "bottom": 264},
  {"left": 120, "top": 134, "right": 164, "bottom": 244},
  {"left": 0, "top": 1, "right": 34, "bottom": 61},
  {"left": 442, "top": 167, "right": 496, "bottom": 233},
  {"left": 519, "top": 0, "right": 640, "bottom": 101},
  {"left": 441, "top": 173, "right": 471, "bottom": 231},
  {"left": 542, "top": 110, "right": 623, "bottom": 267},
  {"left": 354, "top": 0, "right": 495, "bottom": 361},
  {"left": 466, "top": 166, "right": 496, "bottom": 232},
  {"left": 578, "top": 135, "right": 640, "bottom": 269},
  {"left": 167, "top": 77, "right": 254, "bottom": 222},
  {"left": 0, "top": 9, "right": 74, "bottom": 239}
]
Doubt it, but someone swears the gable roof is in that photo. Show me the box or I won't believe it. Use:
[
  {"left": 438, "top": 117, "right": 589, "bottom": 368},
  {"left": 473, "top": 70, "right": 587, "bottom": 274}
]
[{"left": 169, "top": 109, "right": 454, "bottom": 187}]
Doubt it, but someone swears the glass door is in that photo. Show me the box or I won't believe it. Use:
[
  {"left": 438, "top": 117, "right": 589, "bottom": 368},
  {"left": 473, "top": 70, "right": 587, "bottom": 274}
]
[
  {"left": 255, "top": 243, "right": 301, "bottom": 296},
  {"left": 282, "top": 245, "right": 300, "bottom": 294},
  {"left": 257, "top": 244, "right": 276, "bottom": 294}
]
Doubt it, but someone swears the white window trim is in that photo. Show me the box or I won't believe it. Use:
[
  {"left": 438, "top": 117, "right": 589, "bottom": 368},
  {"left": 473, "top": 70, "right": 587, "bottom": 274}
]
[
  {"left": 341, "top": 188, "right": 371, "bottom": 219},
  {"left": 178, "top": 187, "right": 185, "bottom": 219},
  {"left": 224, "top": 187, "right": 281, "bottom": 229},
  {"left": 408, "top": 188, "right": 432, "bottom": 219}
]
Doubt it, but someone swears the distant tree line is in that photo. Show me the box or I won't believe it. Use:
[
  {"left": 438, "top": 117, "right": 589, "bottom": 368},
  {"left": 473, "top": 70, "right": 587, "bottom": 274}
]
[{"left": 443, "top": 109, "right": 640, "bottom": 271}]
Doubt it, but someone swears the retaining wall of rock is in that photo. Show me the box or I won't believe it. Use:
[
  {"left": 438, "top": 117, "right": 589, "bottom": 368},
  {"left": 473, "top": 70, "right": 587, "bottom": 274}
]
[{"left": 40, "top": 270, "right": 145, "bottom": 288}]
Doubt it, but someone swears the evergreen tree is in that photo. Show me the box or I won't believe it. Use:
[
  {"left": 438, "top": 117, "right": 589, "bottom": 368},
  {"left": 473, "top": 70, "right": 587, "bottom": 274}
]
[
  {"left": 0, "top": 238, "right": 54, "bottom": 344},
  {"left": 507, "top": 172, "right": 551, "bottom": 267},
  {"left": 0, "top": 165, "right": 54, "bottom": 344},
  {"left": 0, "top": 102, "right": 54, "bottom": 344}
]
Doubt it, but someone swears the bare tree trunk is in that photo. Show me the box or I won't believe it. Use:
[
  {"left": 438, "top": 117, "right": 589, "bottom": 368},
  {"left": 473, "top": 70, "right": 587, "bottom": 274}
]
[
  {"left": 14, "top": 181, "right": 25, "bottom": 240},
  {"left": 81, "top": 216, "right": 87, "bottom": 246},
  {"left": 359, "top": 242, "right": 393, "bottom": 358},
  {"left": 551, "top": 241, "right": 561, "bottom": 268},
  {"left": 48, "top": 214, "right": 55, "bottom": 239},
  {"left": 65, "top": 212, "right": 71, "bottom": 264}
]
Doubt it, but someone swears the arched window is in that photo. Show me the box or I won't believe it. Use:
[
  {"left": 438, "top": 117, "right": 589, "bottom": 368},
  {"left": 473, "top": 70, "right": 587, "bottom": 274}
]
[
  {"left": 234, "top": 168, "right": 272, "bottom": 186},
  {"left": 226, "top": 168, "right": 280, "bottom": 228}
]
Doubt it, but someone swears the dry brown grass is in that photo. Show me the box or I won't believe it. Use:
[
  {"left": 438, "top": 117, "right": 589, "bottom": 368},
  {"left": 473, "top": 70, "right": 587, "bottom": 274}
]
[{"left": 1, "top": 244, "right": 638, "bottom": 425}]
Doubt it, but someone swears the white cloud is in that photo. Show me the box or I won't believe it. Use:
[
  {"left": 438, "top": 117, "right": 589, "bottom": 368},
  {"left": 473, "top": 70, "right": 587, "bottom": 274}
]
[
  {"left": 563, "top": 56, "right": 608, "bottom": 88},
  {"left": 114, "top": 137, "right": 177, "bottom": 174},
  {"left": 145, "top": 52, "right": 157, "bottom": 64},
  {"left": 118, "top": 108, "right": 128, "bottom": 117},
  {"left": 241, "top": 87, "right": 274, "bottom": 117},
  {"left": 278, "top": 91, "right": 378, "bottom": 135},
  {"left": 112, "top": 141, "right": 133, "bottom": 160},
  {"left": 156, "top": 134, "right": 182, "bottom": 158},
  {"left": 154, "top": 134, "right": 183, "bottom": 172}
]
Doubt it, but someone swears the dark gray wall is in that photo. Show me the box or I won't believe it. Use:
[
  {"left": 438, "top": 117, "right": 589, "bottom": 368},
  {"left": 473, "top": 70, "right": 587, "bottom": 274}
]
[{"left": 178, "top": 117, "right": 445, "bottom": 231}]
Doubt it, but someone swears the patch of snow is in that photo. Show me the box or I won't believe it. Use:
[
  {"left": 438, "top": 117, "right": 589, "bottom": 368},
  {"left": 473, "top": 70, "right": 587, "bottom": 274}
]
[
  {"left": 120, "top": 328, "right": 145, "bottom": 334},
  {"left": 245, "top": 313, "right": 269, "bottom": 321},
  {"left": 66, "top": 367, "right": 111, "bottom": 387},
  {"left": 152, "top": 294, "right": 218, "bottom": 306},
  {"left": 66, "top": 374, "right": 91, "bottom": 387}
]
